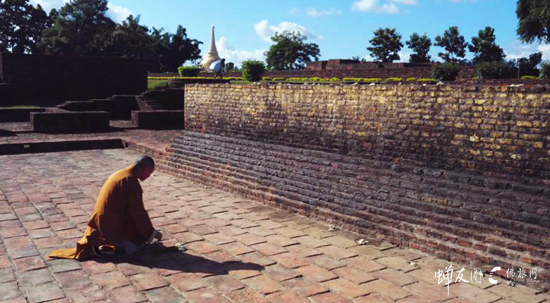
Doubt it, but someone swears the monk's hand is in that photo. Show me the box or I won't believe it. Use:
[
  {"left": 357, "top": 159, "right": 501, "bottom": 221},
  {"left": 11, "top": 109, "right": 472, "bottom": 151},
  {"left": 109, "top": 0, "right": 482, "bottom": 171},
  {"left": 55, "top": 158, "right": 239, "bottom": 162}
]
[{"left": 155, "top": 231, "right": 163, "bottom": 242}]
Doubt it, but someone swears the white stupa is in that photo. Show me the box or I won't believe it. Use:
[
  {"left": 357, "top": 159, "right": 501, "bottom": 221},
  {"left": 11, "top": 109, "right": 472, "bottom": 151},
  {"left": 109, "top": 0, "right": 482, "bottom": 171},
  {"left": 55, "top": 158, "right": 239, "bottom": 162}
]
[{"left": 200, "top": 25, "right": 221, "bottom": 72}]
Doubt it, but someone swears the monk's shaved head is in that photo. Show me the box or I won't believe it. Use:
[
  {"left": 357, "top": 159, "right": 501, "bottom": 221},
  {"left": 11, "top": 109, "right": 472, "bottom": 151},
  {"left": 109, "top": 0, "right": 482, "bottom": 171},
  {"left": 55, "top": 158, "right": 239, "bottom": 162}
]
[{"left": 134, "top": 156, "right": 155, "bottom": 170}]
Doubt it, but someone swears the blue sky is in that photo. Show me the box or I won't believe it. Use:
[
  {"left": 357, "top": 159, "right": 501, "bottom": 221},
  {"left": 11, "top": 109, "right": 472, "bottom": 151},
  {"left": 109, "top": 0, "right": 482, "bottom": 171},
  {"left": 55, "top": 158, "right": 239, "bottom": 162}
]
[{"left": 31, "top": 0, "right": 550, "bottom": 67}]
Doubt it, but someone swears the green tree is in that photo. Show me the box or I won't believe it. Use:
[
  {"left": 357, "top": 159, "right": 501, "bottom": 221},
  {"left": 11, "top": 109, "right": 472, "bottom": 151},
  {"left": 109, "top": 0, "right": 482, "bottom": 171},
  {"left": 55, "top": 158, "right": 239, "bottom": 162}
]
[
  {"left": 350, "top": 56, "right": 366, "bottom": 62},
  {"left": 468, "top": 27, "right": 504, "bottom": 64},
  {"left": 150, "top": 25, "right": 202, "bottom": 72},
  {"left": 434, "top": 26, "right": 468, "bottom": 63},
  {"left": 367, "top": 28, "right": 403, "bottom": 63},
  {"left": 514, "top": 51, "right": 542, "bottom": 77},
  {"left": 0, "top": 0, "right": 53, "bottom": 53},
  {"left": 225, "top": 62, "right": 235, "bottom": 71},
  {"left": 517, "top": 0, "right": 550, "bottom": 43},
  {"left": 265, "top": 31, "right": 320, "bottom": 70},
  {"left": 406, "top": 33, "right": 431, "bottom": 63},
  {"left": 38, "top": 0, "right": 116, "bottom": 56},
  {"left": 106, "top": 15, "right": 154, "bottom": 59}
]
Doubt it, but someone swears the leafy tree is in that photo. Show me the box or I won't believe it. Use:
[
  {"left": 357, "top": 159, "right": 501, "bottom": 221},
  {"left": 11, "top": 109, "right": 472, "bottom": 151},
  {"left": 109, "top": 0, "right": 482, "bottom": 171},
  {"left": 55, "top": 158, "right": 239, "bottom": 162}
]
[
  {"left": 350, "top": 56, "right": 366, "bottom": 62},
  {"left": 149, "top": 25, "right": 202, "bottom": 72},
  {"left": 106, "top": 15, "right": 154, "bottom": 59},
  {"left": 38, "top": 0, "right": 116, "bottom": 56},
  {"left": 367, "top": 28, "right": 403, "bottom": 63},
  {"left": 265, "top": 31, "right": 320, "bottom": 70},
  {"left": 512, "top": 51, "right": 542, "bottom": 77},
  {"left": 0, "top": 0, "right": 53, "bottom": 53},
  {"left": 434, "top": 26, "right": 468, "bottom": 63},
  {"left": 517, "top": 0, "right": 550, "bottom": 43},
  {"left": 468, "top": 27, "right": 504, "bottom": 64},
  {"left": 225, "top": 62, "right": 239, "bottom": 72},
  {"left": 406, "top": 33, "right": 431, "bottom": 63}
]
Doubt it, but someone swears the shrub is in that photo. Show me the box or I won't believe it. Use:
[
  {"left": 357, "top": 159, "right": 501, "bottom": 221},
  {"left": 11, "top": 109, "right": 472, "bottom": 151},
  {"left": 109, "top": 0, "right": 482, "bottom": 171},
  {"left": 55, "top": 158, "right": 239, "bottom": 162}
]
[
  {"left": 343, "top": 77, "right": 362, "bottom": 82},
  {"left": 309, "top": 77, "right": 322, "bottom": 81},
  {"left": 432, "top": 63, "right": 460, "bottom": 81},
  {"left": 330, "top": 77, "right": 341, "bottom": 81},
  {"left": 540, "top": 61, "right": 550, "bottom": 79},
  {"left": 272, "top": 77, "right": 285, "bottom": 81},
  {"left": 520, "top": 75, "right": 539, "bottom": 80},
  {"left": 241, "top": 60, "right": 265, "bottom": 81},
  {"left": 177, "top": 66, "right": 201, "bottom": 77},
  {"left": 362, "top": 78, "right": 383, "bottom": 82},
  {"left": 406, "top": 77, "right": 417, "bottom": 82},
  {"left": 385, "top": 77, "right": 403, "bottom": 82},
  {"left": 472, "top": 76, "right": 479, "bottom": 80},
  {"left": 475, "top": 61, "right": 513, "bottom": 80},
  {"left": 262, "top": 77, "right": 272, "bottom": 81}
]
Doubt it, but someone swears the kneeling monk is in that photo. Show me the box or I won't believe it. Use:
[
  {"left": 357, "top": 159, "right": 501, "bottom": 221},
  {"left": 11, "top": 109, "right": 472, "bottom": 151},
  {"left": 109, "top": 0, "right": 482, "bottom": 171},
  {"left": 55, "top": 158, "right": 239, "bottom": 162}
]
[{"left": 50, "top": 156, "right": 162, "bottom": 260}]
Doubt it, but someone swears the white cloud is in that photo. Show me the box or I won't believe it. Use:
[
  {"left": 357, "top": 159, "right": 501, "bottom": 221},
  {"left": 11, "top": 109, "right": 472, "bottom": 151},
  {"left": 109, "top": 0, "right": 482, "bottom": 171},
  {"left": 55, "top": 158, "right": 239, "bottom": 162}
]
[
  {"left": 253, "top": 20, "right": 322, "bottom": 43},
  {"left": 288, "top": 7, "right": 299, "bottom": 15},
  {"left": 351, "top": 0, "right": 400, "bottom": 13},
  {"left": 216, "top": 37, "right": 266, "bottom": 67},
  {"left": 29, "top": 0, "right": 132, "bottom": 23},
  {"left": 29, "top": 0, "right": 68, "bottom": 12},
  {"left": 504, "top": 40, "right": 550, "bottom": 61},
  {"left": 390, "top": 0, "right": 418, "bottom": 4},
  {"left": 107, "top": 3, "right": 132, "bottom": 23},
  {"left": 307, "top": 8, "right": 342, "bottom": 17},
  {"left": 398, "top": 51, "right": 411, "bottom": 62}
]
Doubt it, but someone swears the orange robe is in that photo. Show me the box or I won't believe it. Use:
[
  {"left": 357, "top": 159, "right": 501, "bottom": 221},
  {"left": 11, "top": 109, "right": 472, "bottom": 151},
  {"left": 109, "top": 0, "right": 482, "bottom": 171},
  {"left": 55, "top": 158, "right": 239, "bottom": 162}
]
[{"left": 49, "top": 165, "right": 156, "bottom": 260}]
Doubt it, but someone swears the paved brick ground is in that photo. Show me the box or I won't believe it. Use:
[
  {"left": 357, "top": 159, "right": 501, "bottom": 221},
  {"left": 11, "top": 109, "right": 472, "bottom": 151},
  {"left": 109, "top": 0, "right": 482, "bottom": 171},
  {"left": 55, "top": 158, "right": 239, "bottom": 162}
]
[{"left": 0, "top": 149, "right": 547, "bottom": 303}]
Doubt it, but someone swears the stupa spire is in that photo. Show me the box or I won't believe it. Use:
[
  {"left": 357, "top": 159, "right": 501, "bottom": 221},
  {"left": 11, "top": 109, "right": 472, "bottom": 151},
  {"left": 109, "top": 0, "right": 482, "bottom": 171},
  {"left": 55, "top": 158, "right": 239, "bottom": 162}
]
[{"left": 200, "top": 25, "right": 221, "bottom": 72}]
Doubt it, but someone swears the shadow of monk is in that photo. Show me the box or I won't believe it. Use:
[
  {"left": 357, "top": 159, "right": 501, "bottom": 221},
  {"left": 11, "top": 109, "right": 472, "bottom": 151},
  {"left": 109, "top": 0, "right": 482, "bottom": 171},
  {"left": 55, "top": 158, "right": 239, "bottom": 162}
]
[{"left": 90, "top": 244, "right": 264, "bottom": 277}]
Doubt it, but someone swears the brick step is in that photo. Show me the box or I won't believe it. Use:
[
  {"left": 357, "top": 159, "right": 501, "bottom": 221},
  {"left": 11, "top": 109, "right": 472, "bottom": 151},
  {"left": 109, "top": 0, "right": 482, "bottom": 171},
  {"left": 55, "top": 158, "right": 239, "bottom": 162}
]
[
  {"left": 170, "top": 134, "right": 549, "bottom": 219},
  {"left": 164, "top": 140, "right": 550, "bottom": 254},
  {"left": 156, "top": 155, "right": 549, "bottom": 271},
  {"left": 176, "top": 131, "right": 549, "bottom": 198}
]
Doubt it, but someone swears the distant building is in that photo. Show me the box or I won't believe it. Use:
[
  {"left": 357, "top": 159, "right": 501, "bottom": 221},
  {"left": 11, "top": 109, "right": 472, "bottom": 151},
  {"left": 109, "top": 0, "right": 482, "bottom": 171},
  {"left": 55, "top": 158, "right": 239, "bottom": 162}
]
[{"left": 305, "top": 59, "right": 432, "bottom": 71}]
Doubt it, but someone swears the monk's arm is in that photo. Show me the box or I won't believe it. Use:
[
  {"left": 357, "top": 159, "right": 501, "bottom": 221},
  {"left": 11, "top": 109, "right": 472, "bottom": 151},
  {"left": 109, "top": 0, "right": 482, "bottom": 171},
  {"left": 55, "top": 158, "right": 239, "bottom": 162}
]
[{"left": 128, "top": 180, "right": 158, "bottom": 243}]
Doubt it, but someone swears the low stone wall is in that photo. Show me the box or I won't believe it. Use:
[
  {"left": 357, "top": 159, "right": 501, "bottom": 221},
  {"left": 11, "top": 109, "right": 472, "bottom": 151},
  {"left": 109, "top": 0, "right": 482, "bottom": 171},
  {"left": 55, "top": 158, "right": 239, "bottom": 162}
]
[
  {"left": 162, "top": 131, "right": 549, "bottom": 289},
  {"left": 131, "top": 110, "right": 184, "bottom": 129},
  {"left": 56, "top": 95, "right": 138, "bottom": 120},
  {"left": 163, "top": 83, "right": 550, "bottom": 288},
  {"left": 0, "top": 108, "right": 46, "bottom": 122},
  {"left": 31, "top": 111, "right": 110, "bottom": 133},
  {"left": 140, "top": 89, "right": 184, "bottom": 110},
  {"left": 184, "top": 84, "right": 550, "bottom": 183},
  {"left": 0, "top": 139, "right": 123, "bottom": 155}
]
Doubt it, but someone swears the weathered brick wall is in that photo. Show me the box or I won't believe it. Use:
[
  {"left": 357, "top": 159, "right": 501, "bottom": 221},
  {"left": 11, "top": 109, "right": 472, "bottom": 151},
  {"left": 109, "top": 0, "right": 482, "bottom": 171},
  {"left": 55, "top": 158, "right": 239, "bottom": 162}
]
[
  {"left": 0, "top": 53, "right": 148, "bottom": 105},
  {"left": 31, "top": 112, "right": 110, "bottom": 133},
  {"left": 0, "top": 108, "right": 46, "bottom": 122},
  {"left": 184, "top": 84, "right": 550, "bottom": 183},
  {"left": 168, "top": 83, "right": 550, "bottom": 288}
]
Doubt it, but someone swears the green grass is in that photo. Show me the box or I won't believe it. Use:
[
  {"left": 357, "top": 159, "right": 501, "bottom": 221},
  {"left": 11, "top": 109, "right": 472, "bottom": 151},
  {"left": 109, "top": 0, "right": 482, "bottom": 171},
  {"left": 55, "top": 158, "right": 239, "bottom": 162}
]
[
  {"left": 0, "top": 105, "right": 41, "bottom": 109},
  {"left": 148, "top": 80, "right": 169, "bottom": 90}
]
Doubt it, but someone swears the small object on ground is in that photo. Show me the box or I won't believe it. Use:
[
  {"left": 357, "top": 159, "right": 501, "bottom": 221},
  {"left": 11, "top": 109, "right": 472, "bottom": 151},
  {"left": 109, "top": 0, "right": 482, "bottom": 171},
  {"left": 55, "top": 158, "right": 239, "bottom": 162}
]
[
  {"left": 436, "top": 81, "right": 445, "bottom": 85},
  {"left": 175, "top": 242, "right": 187, "bottom": 251},
  {"left": 409, "top": 261, "right": 418, "bottom": 268},
  {"left": 422, "top": 83, "right": 427, "bottom": 86},
  {"left": 352, "top": 82, "right": 359, "bottom": 85},
  {"left": 510, "top": 84, "right": 524, "bottom": 88},
  {"left": 507, "top": 280, "right": 516, "bottom": 287},
  {"left": 328, "top": 226, "right": 337, "bottom": 231},
  {"left": 356, "top": 238, "right": 368, "bottom": 245},
  {"left": 369, "top": 82, "right": 377, "bottom": 86}
]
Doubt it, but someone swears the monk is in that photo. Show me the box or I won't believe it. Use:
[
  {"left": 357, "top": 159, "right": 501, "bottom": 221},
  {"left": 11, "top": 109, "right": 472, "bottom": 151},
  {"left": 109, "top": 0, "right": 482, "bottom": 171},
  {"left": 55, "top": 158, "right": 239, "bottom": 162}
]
[{"left": 50, "top": 156, "right": 162, "bottom": 260}]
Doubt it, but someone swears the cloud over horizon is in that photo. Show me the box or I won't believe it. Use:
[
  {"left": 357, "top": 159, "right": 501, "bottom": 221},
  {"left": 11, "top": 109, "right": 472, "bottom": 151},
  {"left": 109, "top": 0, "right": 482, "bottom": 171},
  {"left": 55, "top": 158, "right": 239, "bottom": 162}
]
[{"left": 254, "top": 20, "right": 322, "bottom": 42}]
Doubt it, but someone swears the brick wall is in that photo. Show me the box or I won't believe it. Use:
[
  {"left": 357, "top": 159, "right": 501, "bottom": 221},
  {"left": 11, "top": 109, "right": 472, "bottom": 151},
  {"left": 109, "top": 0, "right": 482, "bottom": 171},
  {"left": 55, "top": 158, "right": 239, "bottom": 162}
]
[
  {"left": 0, "top": 53, "right": 148, "bottom": 105},
  {"left": 164, "top": 83, "right": 550, "bottom": 288},
  {"left": 184, "top": 84, "right": 550, "bottom": 182},
  {"left": 31, "top": 112, "right": 110, "bottom": 133}
]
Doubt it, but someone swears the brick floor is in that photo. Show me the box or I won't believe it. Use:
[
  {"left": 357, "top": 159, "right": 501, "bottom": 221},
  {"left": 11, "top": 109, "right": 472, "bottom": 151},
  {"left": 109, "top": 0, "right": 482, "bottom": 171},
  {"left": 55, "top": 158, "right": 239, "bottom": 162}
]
[{"left": 0, "top": 148, "right": 547, "bottom": 303}]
